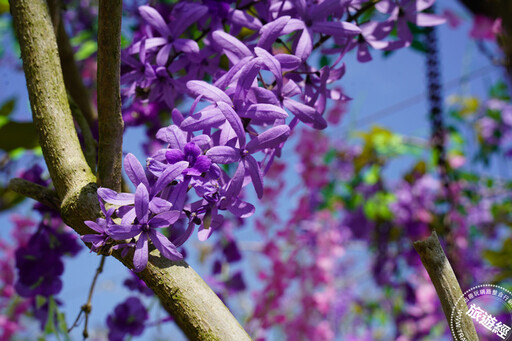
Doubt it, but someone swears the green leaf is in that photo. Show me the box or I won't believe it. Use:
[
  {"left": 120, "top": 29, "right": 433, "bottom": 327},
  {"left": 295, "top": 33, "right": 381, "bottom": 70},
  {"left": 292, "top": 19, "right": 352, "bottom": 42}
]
[
  {"left": 75, "top": 40, "right": 97, "bottom": 61},
  {"left": 0, "top": 121, "right": 38, "bottom": 151},
  {"left": 363, "top": 164, "right": 380, "bottom": 185},
  {"left": 320, "top": 55, "right": 330, "bottom": 68},
  {"left": 57, "top": 311, "right": 71, "bottom": 341},
  {"left": 121, "top": 34, "right": 130, "bottom": 49},
  {"left": 489, "top": 81, "right": 510, "bottom": 100},
  {"left": 70, "top": 30, "right": 92, "bottom": 45},
  {"left": 410, "top": 39, "right": 427, "bottom": 53},
  {"left": 363, "top": 192, "right": 396, "bottom": 221},
  {"left": 0, "top": 186, "right": 25, "bottom": 212},
  {"left": 323, "top": 148, "right": 336, "bottom": 164},
  {"left": 0, "top": 0, "right": 9, "bottom": 14},
  {"left": 0, "top": 97, "right": 15, "bottom": 117},
  {"left": 44, "top": 297, "right": 57, "bottom": 335}
]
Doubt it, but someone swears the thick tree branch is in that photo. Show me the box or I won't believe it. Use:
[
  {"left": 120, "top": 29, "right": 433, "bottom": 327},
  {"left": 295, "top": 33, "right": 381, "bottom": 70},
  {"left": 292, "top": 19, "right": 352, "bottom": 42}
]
[
  {"left": 8, "top": 178, "right": 61, "bottom": 212},
  {"left": 413, "top": 232, "right": 478, "bottom": 340},
  {"left": 97, "top": 0, "right": 124, "bottom": 192},
  {"left": 9, "top": 1, "right": 251, "bottom": 339},
  {"left": 117, "top": 251, "right": 252, "bottom": 340},
  {"left": 48, "top": 0, "right": 97, "bottom": 126},
  {"left": 9, "top": 0, "right": 96, "bottom": 205}
]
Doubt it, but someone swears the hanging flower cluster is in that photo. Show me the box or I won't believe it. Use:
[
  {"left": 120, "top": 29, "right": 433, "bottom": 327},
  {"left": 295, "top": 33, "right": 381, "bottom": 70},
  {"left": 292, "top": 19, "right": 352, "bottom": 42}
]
[{"left": 84, "top": 0, "right": 445, "bottom": 271}]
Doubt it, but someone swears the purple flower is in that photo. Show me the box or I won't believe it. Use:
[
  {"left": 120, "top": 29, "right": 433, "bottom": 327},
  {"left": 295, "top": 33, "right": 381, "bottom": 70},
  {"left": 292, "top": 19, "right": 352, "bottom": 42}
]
[
  {"left": 15, "top": 230, "right": 64, "bottom": 297},
  {"left": 132, "top": 5, "right": 206, "bottom": 64},
  {"left": 222, "top": 239, "right": 241, "bottom": 263},
  {"left": 207, "top": 124, "right": 291, "bottom": 198},
  {"left": 112, "top": 183, "right": 183, "bottom": 272},
  {"left": 15, "top": 221, "right": 81, "bottom": 298},
  {"left": 98, "top": 153, "right": 187, "bottom": 224},
  {"left": 375, "top": 0, "right": 446, "bottom": 48},
  {"left": 82, "top": 206, "right": 116, "bottom": 252},
  {"left": 18, "top": 164, "right": 50, "bottom": 187},
  {"left": 165, "top": 142, "right": 212, "bottom": 177},
  {"left": 107, "top": 297, "right": 148, "bottom": 341}
]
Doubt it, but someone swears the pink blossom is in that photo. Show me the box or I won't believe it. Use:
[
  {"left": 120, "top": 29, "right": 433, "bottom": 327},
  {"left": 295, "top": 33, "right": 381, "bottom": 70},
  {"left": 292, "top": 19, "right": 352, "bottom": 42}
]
[{"left": 470, "top": 15, "right": 500, "bottom": 40}]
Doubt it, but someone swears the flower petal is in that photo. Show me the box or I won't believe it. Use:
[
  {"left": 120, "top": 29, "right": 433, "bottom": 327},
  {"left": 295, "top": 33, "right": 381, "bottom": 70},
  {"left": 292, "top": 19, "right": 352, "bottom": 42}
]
[
  {"left": 139, "top": 6, "right": 170, "bottom": 37},
  {"left": 98, "top": 188, "right": 135, "bottom": 205},
  {"left": 149, "top": 197, "right": 172, "bottom": 214},
  {"left": 227, "top": 199, "right": 255, "bottom": 218},
  {"left": 135, "top": 184, "right": 150, "bottom": 224},
  {"left": 311, "top": 21, "right": 361, "bottom": 37},
  {"left": 153, "top": 161, "right": 190, "bottom": 195},
  {"left": 149, "top": 230, "right": 183, "bottom": 260},
  {"left": 172, "top": 220, "right": 195, "bottom": 247},
  {"left": 225, "top": 162, "right": 245, "bottom": 199},
  {"left": 172, "top": 39, "right": 200, "bottom": 54},
  {"left": 244, "top": 155, "right": 263, "bottom": 199},
  {"left": 149, "top": 210, "right": 181, "bottom": 228},
  {"left": 109, "top": 224, "right": 142, "bottom": 240},
  {"left": 166, "top": 149, "right": 185, "bottom": 164},
  {"left": 194, "top": 155, "right": 212, "bottom": 173},
  {"left": 217, "top": 102, "right": 246, "bottom": 146},
  {"left": 211, "top": 30, "right": 253, "bottom": 64},
  {"left": 242, "top": 103, "right": 288, "bottom": 121},
  {"left": 283, "top": 98, "right": 327, "bottom": 129},
  {"left": 124, "top": 153, "right": 150, "bottom": 189},
  {"left": 254, "top": 47, "right": 282, "bottom": 89},
  {"left": 187, "top": 80, "right": 232, "bottom": 105},
  {"left": 133, "top": 233, "right": 149, "bottom": 272},
  {"left": 258, "top": 16, "right": 291, "bottom": 50},
  {"left": 274, "top": 54, "right": 302, "bottom": 71},
  {"left": 84, "top": 220, "right": 105, "bottom": 234},
  {"left": 228, "top": 9, "right": 262, "bottom": 30},
  {"left": 156, "top": 125, "right": 187, "bottom": 149},
  {"left": 246, "top": 125, "right": 291, "bottom": 153},
  {"left": 206, "top": 146, "right": 241, "bottom": 164},
  {"left": 180, "top": 107, "right": 226, "bottom": 132}
]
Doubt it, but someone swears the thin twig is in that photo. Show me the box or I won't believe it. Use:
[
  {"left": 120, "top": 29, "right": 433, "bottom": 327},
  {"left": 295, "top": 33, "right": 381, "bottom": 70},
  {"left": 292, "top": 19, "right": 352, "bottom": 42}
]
[
  {"left": 97, "top": 0, "right": 124, "bottom": 192},
  {"left": 68, "top": 255, "right": 106, "bottom": 339},
  {"left": 67, "top": 94, "right": 97, "bottom": 173},
  {"left": 8, "top": 178, "right": 61, "bottom": 211}
]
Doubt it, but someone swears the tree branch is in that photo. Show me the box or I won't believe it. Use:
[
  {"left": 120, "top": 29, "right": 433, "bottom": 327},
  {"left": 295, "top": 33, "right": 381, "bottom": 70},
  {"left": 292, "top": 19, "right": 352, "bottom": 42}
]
[
  {"left": 9, "top": 0, "right": 96, "bottom": 205},
  {"left": 68, "top": 93, "right": 97, "bottom": 173},
  {"left": 8, "top": 178, "right": 61, "bottom": 212},
  {"left": 117, "top": 252, "right": 252, "bottom": 340},
  {"left": 9, "top": 1, "right": 251, "bottom": 339},
  {"left": 413, "top": 232, "right": 478, "bottom": 340},
  {"left": 97, "top": 0, "right": 124, "bottom": 192},
  {"left": 47, "top": 0, "right": 97, "bottom": 126}
]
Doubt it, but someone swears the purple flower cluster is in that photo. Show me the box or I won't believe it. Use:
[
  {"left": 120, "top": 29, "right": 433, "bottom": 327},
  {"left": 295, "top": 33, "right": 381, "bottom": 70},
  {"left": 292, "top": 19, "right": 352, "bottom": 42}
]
[
  {"left": 106, "top": 297, "right": 148, "bottom": 341},
  {"left": 15, "top": 223, "right": 81, "bottom": 298},
  {"left": 86, "top": 0, "right": 444, "bottom": 272},
  {"left": 120, "top": 0, "right": 444, "bottom": 124}
]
